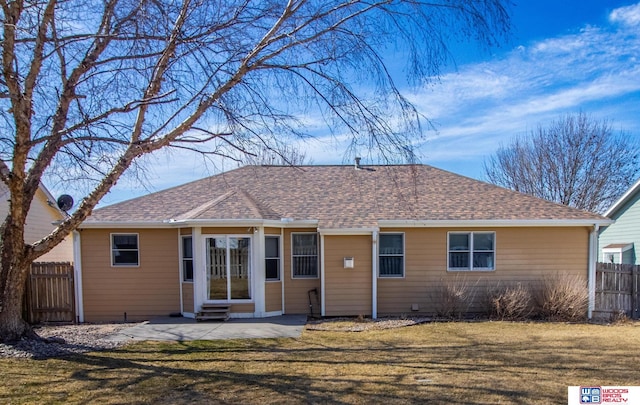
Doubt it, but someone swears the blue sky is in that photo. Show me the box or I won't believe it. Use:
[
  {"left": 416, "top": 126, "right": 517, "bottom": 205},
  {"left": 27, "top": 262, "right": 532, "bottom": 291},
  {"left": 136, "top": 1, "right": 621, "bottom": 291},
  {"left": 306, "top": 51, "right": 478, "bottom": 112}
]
[{"left": 94, "top": 1, "right": 640, "bottom": 206}]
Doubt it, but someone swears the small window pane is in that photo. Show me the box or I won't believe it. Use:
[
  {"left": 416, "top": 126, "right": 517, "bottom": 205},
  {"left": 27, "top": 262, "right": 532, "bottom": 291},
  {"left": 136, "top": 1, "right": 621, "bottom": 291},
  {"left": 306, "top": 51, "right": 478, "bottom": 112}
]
[
  {"left": 266, "top": 259, "right": 279, "bottom": 280},
  {"left": 113, "top": 235, "right": 138, "bottom": 250},
  {"left": 380, "top": 234, "right": 403, "bottom": 255},
  {"left": 113, "top": 250, "right": 139, "bottom": 265},
  {"left": 473, "top": 252, "right": 494, "bottom": 269},
  {"left": 292, "top": 234, "right": 317, "bottom": 255},
  {"left": 449, "top": 234, "right": 469, "bottom": 250},
  {"left": 265, "top": 236, "right": 279, "bottom": 258},
  {"left": 182, "top": 236, "right": 193, "bottom": 259},
  {"left": 183, "top": 259, "right": 194, "bottom": 281},
  {"left": 474, "top": 233, "right": 494, "bottom": 251},
  {"left": 449, "top": 252, "right": 470, "bottom": 269},
  {"left": 380, "top": 256, "right": 403, "bottom": 276}
]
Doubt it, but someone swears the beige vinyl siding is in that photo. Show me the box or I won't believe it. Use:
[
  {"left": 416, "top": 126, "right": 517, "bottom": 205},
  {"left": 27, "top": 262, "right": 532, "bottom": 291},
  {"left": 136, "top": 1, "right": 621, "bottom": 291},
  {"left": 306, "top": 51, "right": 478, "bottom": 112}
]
[
  {"left": 283, "top": 228, "right": 320, "bottom": 314},
  {"left": 230, "top": 303, "right": 255, "bottom": 313},
  {"left": 80, "top": 228, "right": 180, "bottom": 322},
  {"left": 265, "top": 282, "right": 282, "bottom": 312},
  {"left": 0, "top": 187, "right": 74, "bottom": 263},
  {"left": 201, "top": 227, "right": 252, "bottom": 235},
  {"left": 180, "top": 227, "right": 192, "bottom": 235},
  {"left": 377, "top": 227, "right": 590, "bottom": 315},
  {"left": 324, "top": 235, "right": 372, "bottom": 316},
  {"left": 182, "top": 283, "right": 194, "bottom": 313},
  {"left": 264, "top": 227, "right": 281, "bottom": 235}
]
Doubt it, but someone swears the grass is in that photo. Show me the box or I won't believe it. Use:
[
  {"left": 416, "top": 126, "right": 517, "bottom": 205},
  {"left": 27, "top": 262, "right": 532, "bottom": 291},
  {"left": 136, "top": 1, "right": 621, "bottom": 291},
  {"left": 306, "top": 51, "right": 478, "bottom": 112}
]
[{"left": 1, "top": 320, "right": 639, "bottom": 404}]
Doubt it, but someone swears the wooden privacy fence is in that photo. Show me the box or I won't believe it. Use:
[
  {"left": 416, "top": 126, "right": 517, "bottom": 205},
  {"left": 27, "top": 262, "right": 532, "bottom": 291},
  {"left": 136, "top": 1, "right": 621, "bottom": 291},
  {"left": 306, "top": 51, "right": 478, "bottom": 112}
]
[
  {"left": 594, "top": 262, "right": 639, "bottom": 320},
  {"left": 24, "top": 262, "right": 75, "bottom": 324}
]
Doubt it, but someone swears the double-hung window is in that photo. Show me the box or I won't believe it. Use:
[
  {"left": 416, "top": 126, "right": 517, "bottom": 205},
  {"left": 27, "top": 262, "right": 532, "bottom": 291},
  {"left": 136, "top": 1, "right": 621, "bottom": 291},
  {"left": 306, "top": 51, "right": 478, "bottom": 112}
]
[
  {"left": 379, "top": 233, "right": 404, "bottom": 277},
  {"left": 265, "top": 236, "right": 281, "bottom": 281},
  {"left": 292, "top": 233, "right": 318, "bottom": 278},
  {"left": 111, "top": 233, "right": 139, "bottom": 266},
  {"left": 181, "top": 235, "right": 194, "bottom": 282},
  {"left": 448, "top": 232, "right": 495, "bottom": 271}
]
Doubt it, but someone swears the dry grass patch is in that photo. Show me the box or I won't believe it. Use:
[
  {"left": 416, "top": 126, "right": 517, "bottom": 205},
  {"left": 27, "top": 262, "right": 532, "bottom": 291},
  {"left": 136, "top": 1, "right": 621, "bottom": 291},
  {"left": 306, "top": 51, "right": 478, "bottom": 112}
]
[{"left": 1, "top": 321, "right": 639, "bottom": 404}]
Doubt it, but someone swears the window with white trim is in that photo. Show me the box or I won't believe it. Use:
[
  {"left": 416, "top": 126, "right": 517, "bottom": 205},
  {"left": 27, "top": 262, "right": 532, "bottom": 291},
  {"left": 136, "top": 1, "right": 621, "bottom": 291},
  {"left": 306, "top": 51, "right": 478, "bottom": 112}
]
[
  {"left": 448, "top": 232, "right": 495, "bottom": 271},
  {"left": 379, "top": 233, "right": 404, "bottom": 277},
  {"left": 111, "top": 234, "right": 139, "bottom": 266},
  {"left": 265, "top": 236, "right": 280, "bottom": 281},
  {"left": 181, "top": 235, "right": 193, "bottom": 281},
  {"left": 292, "top": 233, "right": 318, "bottom": 278}
]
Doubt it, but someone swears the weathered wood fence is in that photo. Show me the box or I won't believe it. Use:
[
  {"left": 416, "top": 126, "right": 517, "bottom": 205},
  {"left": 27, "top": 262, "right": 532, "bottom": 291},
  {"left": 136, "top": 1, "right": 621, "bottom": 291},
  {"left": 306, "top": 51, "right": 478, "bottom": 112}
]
[
  {"left": 594, "top": 262, "right": 639, "bottom": 320},
  {"left": 24, "top": 262, "right": 75, "bottom": 324}
]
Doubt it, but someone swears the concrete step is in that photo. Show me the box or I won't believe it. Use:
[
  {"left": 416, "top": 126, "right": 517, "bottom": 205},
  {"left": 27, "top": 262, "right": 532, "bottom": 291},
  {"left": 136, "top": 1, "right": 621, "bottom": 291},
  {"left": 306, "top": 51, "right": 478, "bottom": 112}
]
[{"left": 196, "top": 304, "right": 230, "bottom": 322}]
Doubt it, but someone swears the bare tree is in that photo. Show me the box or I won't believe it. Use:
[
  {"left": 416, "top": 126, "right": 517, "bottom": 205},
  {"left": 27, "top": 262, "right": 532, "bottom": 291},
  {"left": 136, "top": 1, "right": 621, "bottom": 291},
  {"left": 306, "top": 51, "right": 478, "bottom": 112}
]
[
  {"left": 0, "top": 0, "right": 510, "bottom": 341},
  {"left": 484, "top": 113, "right": 639, "bottom": 213}
]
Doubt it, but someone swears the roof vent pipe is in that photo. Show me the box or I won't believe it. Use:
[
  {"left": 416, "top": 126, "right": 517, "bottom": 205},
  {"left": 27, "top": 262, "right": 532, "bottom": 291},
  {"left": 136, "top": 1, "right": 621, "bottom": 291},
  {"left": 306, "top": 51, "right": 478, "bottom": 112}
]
[{"left": 354, "top": 157, "right": 361, "bottom": 169}]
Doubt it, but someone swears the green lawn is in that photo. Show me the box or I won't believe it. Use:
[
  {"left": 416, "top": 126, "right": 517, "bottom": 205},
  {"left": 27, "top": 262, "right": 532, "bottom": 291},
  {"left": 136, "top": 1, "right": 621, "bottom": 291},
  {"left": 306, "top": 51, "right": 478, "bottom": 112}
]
[{"left": 1, "top": 321, "right": 639, "bottom": 404}]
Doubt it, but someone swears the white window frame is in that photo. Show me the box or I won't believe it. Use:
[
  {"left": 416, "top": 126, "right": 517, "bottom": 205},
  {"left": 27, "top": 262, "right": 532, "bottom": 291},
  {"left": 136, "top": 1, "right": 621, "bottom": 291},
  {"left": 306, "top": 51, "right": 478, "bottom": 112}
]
[
  {"left": 291, "top": 232, "right": 319, "bottom": 279},
  {"left": 447, "top": 231, "right": 496, "bottom": 272},
  {"left": 180, "top": 235, "right": 194, "bottom": 282},
  {"left": 265, "top": 235, "right": 281, "bottom": 281},
  {"left": 378, "top": 232, "right": 405, "bottom": 278},
  {"left": 110, "top": 233, "right": 139, "bottom": 267}
]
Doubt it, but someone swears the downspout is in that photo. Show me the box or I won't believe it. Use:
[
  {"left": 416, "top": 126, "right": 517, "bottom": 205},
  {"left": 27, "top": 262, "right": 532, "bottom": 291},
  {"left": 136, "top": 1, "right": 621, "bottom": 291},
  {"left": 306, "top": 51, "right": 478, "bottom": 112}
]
[
  {"left": 281, "top": 228, "right": 285, "bottom": 314},
  {"left": 72, "top": 231, "right": 84, "bottom": 323},
  {"left": 320, "top": 233, "right": 326, "bottom": 317},
  {"left": 588, "top": 224, "right": 599, "bottom": 320},
  {"left": 178, "top": 231, "right": 184, "bottom": 316},
  {"left": 372, "top": 229, "right": 378, "bottom": 319}
]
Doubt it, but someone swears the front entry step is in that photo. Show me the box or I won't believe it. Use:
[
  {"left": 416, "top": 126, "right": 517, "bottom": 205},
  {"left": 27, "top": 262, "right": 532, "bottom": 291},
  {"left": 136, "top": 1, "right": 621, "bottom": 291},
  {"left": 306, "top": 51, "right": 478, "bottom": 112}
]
[{"left": 196, "top": 304, "right": 230, "bottom": 321}]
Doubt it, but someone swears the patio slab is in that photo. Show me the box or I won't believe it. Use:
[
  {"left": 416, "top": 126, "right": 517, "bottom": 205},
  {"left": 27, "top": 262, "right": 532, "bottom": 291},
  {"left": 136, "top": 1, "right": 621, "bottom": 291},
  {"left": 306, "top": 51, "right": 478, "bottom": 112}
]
[{"left": 105, "top": 315, "right": 307, "bottom": 342}]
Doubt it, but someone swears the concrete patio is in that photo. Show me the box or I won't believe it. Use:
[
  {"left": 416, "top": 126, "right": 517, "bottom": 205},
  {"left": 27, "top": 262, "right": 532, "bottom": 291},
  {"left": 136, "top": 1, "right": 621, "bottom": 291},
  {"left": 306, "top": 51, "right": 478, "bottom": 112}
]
[{"left": 105, "top": 315, "right": 307, "bottom": 342}]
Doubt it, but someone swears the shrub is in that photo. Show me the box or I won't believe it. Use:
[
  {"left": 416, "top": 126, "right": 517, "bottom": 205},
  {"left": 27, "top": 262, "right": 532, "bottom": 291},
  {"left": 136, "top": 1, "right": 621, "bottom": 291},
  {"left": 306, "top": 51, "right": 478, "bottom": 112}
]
[
  {"left": 432, "top": 275, "right": 478, "bottom": 319},
  {"left": 485, "top": 282, "right": 533, "bottom": 321},
  {"left": 533, "top": 273, "right": 588, "bottom": 322}
]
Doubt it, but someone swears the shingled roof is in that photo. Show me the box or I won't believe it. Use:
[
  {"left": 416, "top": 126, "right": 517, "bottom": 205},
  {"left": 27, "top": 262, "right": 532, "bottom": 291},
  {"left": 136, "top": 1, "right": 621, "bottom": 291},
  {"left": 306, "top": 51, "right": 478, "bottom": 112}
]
[{"left": 84, "top": 164, "right": 608, "bottom": 229}]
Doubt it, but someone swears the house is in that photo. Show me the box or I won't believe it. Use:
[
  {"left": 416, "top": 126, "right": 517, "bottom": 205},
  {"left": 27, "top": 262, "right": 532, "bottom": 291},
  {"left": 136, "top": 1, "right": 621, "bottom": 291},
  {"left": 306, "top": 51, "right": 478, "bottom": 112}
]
[
  {"left": 75, "top": 164, "right": 610, "bottom": 322},
  {"left": 0, "top": 182, "right": 73, "bottom": 263},
  {"left": 598, "top": 178, "right": 640, "bottom": 264}
]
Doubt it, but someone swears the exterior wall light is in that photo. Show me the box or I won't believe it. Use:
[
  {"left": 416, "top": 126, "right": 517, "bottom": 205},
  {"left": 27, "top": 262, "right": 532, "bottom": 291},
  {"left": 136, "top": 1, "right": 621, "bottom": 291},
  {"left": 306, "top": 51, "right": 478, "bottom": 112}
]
[{"left": 344, "top": 257, "right": 354, "bottom": 269}]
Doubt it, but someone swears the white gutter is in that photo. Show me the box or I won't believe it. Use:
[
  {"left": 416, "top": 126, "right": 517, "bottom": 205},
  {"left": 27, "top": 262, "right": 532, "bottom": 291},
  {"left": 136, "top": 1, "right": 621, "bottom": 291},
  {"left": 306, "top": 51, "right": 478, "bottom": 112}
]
[
  {"left": 372, "top": 229, "right": 378, "bottom": 319},
  {"left": 378, "top": 219, "right": 613, "bottom": 228},
  {"left": 79, "top": 219, "right": 320, "bottom": 229},
  {"left": 72, "top": 231, "right": 84, "bottom": 323},
  {"left": 317, "top": 227, "right": 379, "bottom": 235},
  {"left": 320, "top": 233, "right": 326, "bottom": 317},
  {"left": 588, "top": 224, "right": 599, "bottom": 319}
]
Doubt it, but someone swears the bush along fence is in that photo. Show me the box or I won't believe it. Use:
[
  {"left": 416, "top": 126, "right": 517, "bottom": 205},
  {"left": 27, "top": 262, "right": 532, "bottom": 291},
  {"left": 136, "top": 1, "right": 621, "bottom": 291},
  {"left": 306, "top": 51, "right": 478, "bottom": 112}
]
[
  {"left": 594, "top": 262, "right": 639, "bottom": 320},
  {"left": 24, "top": 262, "right": 75, "bottom": 324}
]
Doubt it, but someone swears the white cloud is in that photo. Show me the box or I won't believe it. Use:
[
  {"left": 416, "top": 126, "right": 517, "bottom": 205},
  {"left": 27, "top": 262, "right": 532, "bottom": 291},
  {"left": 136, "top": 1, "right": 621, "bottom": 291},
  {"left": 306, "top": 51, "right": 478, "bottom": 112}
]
[
  {"left": 406, "top": 3, "right": 640, "bottom": 174},
  {"left": 609, "top": 2, "right": 640, "bottom": 26}
]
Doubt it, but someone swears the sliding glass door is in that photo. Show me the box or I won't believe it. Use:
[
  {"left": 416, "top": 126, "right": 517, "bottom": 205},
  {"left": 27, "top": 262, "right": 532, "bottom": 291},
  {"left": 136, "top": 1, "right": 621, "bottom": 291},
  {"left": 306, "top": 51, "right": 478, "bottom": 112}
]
[{"left": 206, "top": 236, "right": 251, "bottom": 301}]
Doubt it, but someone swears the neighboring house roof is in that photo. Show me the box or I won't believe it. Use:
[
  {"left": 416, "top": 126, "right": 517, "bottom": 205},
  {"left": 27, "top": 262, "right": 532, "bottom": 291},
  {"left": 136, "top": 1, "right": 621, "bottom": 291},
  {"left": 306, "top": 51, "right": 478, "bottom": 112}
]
[
  {"left": 604, "top": 177, "right": 640, "bottom": 218},
  {"left": 84, "top": 164, "right": 609, "bottom": 229}
]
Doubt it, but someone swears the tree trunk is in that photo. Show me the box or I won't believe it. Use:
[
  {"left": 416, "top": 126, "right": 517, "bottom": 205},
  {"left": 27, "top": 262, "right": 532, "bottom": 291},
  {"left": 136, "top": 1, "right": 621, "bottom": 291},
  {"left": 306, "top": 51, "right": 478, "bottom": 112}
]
[
  {"left": 0, "top": 213, "right": 36, "bottom": 342},
  {"left": 0, "top": 261, "right": 33, "bottom": 342}
]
